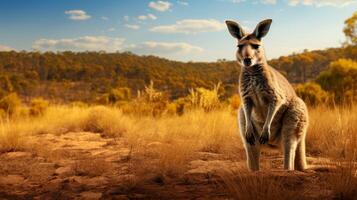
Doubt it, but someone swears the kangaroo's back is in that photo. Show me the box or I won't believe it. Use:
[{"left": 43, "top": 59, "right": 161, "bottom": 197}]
[{"left": 268, "top": 65, "right": 297, "bottom": 101}]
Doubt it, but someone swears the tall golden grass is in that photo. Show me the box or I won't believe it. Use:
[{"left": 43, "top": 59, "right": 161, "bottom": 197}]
[
  {"left": 1, "top": 104, "right": 355, "bottom": 155},
  {"left": 308, "top": 105, "right": 357, "bottom": 158}
]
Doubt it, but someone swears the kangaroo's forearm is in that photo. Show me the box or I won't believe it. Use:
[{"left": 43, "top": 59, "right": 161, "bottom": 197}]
[
  {"left": 263, "top": 100, "right": 282, "bottom": 131},
  {"left": 243, "top": 98, "right": 253, "bottom": 128}
]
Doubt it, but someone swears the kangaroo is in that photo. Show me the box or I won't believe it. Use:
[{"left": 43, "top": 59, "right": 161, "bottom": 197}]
[{"left": 225, "top": 19, "right": 309, "bottom": 171}]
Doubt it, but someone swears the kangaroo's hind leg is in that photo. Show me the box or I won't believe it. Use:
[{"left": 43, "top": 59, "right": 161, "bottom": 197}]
[
  {"left": 281, "top": 99, "right": 308, "bottom": 171},
  {"left": 283, "top": 135, "right": 298, "bottom": 170},
  {"left": 238, "top": 108, "right": 261, "bottom": 171},
  {"left": 294, "top": 134, "right": 307, "bottom": 170}
]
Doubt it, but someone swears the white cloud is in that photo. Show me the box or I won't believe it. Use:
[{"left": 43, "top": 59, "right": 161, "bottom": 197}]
[
  {"left": 101, "top": 16, "right": 108, "bottom": 21},
  {"left": 64, "top": 10, "right": 91, "bottom": 21},
  {"left": 125, "top": 24, "right": 140, "bottom": 30},
  {"left": 123, "top": 15, "right": 130, "bottom": 21},
  {"left": 177, "top": 0, "right": 189, "bottom": 5},
  {"left": 138, "top": 13, "right": 157, "bottom": 21},
  {"left": 150, "top": 19, "right": 225, "bottom": 34},
  {"left": 131, "top": 41, "right": 203, "bottom": 55},
  {"left": 107, "top": 27, "right": 115, "bottom": 32},
  {"left": 33, "top": 36, "right": 125, "bottom": 52},
  {"left": 288, "top": 0, "right": 356, "bottom": 7},
  {"left": 261, "top": 0, "right": 277, "bottom": 4},
  {"left": 148, "top": 1, "right": 172, "bottom": 12},
  {"left": 0, "top": 44, "right": 15, "bottom": 51},
  {"left": 138, "top": 15, "right": 147, "bottom": 20}
]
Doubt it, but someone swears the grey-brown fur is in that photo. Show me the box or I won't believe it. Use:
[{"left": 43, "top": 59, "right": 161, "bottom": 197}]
[{"left": 226, "top": 19, "right": 308, "bottom": 171}]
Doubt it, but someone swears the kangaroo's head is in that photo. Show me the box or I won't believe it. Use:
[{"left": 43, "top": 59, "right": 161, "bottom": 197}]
[{"left": 225, "top": 19, "right": 272, "bottom": 67}]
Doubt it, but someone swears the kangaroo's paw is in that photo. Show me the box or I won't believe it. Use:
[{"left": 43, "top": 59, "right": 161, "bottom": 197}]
[
  {"left": 245, "top": 125, "right": 255, "bottom": 145},
  {"left": 259, "top": 129, "right": 270, "bottom": 144}
]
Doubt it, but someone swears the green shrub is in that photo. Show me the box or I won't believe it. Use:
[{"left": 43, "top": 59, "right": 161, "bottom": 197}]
[
  {"left": 97, "top": 87, "right": 132, "bottom": 105},
  {"left": 316, "top": 59, "right": 357, "bottom": 104},
  {"left": 295, "top": 82, "right": 330, "bottom": 106},
  {"left": 29, "top": 98, "right": 49, "bottom": 116},
  {"left": 187, "top": 83, "right": 222, "bottom": 112},
  {"left": 108, "top": 87, "right": 131, "bottom": 104},
  {"left": 0, "top": 93, "right": 21, "bottom": 117},
  {"left": 121, "top": 81, "right": 169, "bottom": 117}
]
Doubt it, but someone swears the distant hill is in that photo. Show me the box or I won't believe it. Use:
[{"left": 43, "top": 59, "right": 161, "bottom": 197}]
[
  {"left": 270, "top": 45, "right": 357, "bottom": 83},
  {"left": 0, "top": 45, "right": 356, "bottom": 103}
]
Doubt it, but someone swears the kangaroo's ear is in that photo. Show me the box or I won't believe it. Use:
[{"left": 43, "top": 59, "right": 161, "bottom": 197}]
[
  {"left": 225, "top": 20, "right": 245, "bottom": 40},
  {"left": 253, "top": 19, "right": 272, "bottom": 40}
]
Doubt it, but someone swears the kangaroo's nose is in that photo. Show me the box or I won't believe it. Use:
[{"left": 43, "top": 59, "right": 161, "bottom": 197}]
[{"left": 244, "top": 58, "right": 252, "bottom": 66}]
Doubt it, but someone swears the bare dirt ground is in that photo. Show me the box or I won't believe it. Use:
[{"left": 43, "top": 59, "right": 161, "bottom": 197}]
[{"left": 0, "top": 132, "right": 340, "bottom": 200}]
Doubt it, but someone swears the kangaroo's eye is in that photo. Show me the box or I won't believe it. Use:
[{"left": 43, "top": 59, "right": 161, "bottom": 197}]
[
  {"left": 251, "top": 44, "right": 260, "bottom": 49},
  {"left": 237, "top": 44, "right": 244, "bottom": 49}
]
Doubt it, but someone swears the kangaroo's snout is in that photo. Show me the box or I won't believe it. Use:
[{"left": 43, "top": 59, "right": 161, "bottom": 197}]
[{"left": 243, "top": 58, "right": 252, "bottom": 67}]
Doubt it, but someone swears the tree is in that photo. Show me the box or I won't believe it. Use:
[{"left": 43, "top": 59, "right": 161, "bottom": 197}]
[
  {"left": 316, "top": 59, "right": 357, "bottom": 104},
  {"left": 295, "top": 54, "right": 314, "bottom": 82},
  {"left": 344, "top": 11, "right": 357, "bottom": 45}
]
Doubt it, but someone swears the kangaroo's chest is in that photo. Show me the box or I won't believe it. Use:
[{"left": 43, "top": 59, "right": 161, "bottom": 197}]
[
  {"left": 240, "top": 68, "right": 274, "bottom": 121},
  {"left": 242, "top": 72, "right": 271, "bottom": 102}
]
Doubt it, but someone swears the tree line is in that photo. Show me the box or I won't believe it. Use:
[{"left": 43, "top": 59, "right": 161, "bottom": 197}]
[
  {"left": 0, "top": 45, "right": 356, "bottom": 104},
  {"left": 0, "top": 11, "right": 357, "bottom": 104}
]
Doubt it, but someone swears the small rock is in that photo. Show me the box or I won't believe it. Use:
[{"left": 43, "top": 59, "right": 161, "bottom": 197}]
[
  {"left": 70, "top": 176, "right": 108, "bottom": 187},
  {"left": 105, "top": 156, "right": 120, "bottom": 162},
  {"left": 54, "top": 166, "right": 73, "bottom": 177},
  {"left": 35, "top": 157, "right": 46, "bottom": 162},
  {"left": 47, "top": 178, "right": 64, "bottom": 191},
  {"left": 5, "top": 152, "right": 32, "bottom": 159}
]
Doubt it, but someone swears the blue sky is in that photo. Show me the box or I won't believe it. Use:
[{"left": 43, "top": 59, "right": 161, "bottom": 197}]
[{"left": 0, "top": 0, "right": 356, "bottom": 61}]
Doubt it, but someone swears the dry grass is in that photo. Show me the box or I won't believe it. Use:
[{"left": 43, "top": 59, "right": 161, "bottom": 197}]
[
  {"left": 220, "top": 171, "right": 302, "bottom": 200},
  {"left": 326, "top": 160, "right": 357, "bottom": 200},
  {"left": 0, "top": 104, "right": 353, "bottom": 157},
  {"left": 308, "top": 105, "right": 357, "bottom": 158},
  {"left": 0, "top": 121, "right": 28, "bottom": 152}
]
